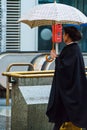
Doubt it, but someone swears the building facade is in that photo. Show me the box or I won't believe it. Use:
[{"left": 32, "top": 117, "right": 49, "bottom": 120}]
[{"left": 0, "top": 0, "right": 87, "bottom": 53}]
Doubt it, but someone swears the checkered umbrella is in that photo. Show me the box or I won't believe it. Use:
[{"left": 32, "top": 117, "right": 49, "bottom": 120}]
[{"left": 18, "top": 3, "right": 87, "bottom": 28}]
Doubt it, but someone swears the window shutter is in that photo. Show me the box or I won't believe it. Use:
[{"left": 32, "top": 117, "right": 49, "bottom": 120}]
[{"left": 6, "top": 0, "right": 21, "bottom": 51}]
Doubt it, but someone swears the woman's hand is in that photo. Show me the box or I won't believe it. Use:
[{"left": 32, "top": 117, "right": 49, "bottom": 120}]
[{"left": 50, "top": 49, "right": 57, "bottom": 59}]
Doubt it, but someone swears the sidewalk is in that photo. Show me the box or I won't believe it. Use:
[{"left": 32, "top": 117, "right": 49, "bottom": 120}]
[{"left": 0, "top": 99, "right": 11, "bottom": 130}]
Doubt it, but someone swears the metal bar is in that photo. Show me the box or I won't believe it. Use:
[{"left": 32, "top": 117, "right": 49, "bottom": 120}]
[
  {"left": 2, "top": 70, "right": 87, "bottom": 78},
  {"left": 3, "top": 70, "right": 54, "bottom": 75},
  {"left": 6, "top": 63, "right": 34, "bottom": 72},
  {"left": 2, "top": 66, "right": 87, "bottom": 106},
  {"left": 5, "top": 63, "right": 34, "bottom": 106},
  {"left": 3, "top": 72, "right": 54, "bottom": 78}
]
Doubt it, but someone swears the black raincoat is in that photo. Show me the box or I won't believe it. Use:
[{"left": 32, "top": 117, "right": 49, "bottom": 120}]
[{"left": 46, "top": 43, "right": 87, "bottom": 128}]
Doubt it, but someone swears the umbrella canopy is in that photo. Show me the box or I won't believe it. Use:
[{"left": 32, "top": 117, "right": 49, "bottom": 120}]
[{"left": 18, "top": 3, "right": 87, "bottom": 28}]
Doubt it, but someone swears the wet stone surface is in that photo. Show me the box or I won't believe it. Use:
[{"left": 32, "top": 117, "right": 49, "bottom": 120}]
[
  {"left": 0, "top": 99, "right": 11, "bottom": 130},
  {"left": 0, "top": 115, "right": 11, "bottom": 130}
]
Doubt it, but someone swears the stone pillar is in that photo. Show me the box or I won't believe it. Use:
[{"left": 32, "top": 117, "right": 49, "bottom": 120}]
[{"left": 11, "top": 77, "right": 53, "bottom": 130}]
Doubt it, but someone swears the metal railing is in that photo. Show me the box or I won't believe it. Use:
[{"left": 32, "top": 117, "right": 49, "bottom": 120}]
[
  {"left": 5, "top": 63, "right": 34, "bottom": 106},
  {"left": 2, "top": 65, "right": 87, "bottom": 106}
]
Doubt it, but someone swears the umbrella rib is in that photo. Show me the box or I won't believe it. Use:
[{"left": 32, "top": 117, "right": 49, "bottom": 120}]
[{"left": 31, "top": 20, "right": 37, "bottom": 28}]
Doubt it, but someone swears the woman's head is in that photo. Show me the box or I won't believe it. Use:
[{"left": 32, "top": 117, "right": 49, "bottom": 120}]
[{"left": 63, "top": 26, "right": 82, "bottom": 43}]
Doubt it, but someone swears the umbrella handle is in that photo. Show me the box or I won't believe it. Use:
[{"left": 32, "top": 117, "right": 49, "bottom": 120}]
[
  {"left": 45, "top": 42, "right": 55, "bottom": 62},
  {"left": 45, "top": 55, "right": 54, "bottom": 62}
]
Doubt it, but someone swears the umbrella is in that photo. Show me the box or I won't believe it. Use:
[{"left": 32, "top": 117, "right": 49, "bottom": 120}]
[
  {"left": 18, "top": 3, "right": 87, "bottom": 62},
  {"left": 18, "top": 3, "right": 87, "bottom": 28}
]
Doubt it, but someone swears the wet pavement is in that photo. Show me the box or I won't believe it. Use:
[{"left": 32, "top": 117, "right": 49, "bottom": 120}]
[
  {"left": 0, "top": 99, "right": 86, "bottom": 130},
  {"left": 0, "top": 99, "right": 11, "bottom": 130}
]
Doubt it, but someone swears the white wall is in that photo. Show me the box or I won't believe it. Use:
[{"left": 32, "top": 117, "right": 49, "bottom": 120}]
[{"left": 20, "top": 0, "right": 38, "bottom": 51}]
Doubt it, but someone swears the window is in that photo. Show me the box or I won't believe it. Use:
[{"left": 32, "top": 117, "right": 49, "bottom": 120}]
[
  {"left": 39, "top": 0, "right": 54, "bottom": 4},
  {"left": 84, "top": 0, "right": 87, "bottom": 16},
  {"left": 38, "top": 26, "right": 52, "bottom": 51},
  {"left": 77, "top": 0, "right": 87, "bottom": 52}
]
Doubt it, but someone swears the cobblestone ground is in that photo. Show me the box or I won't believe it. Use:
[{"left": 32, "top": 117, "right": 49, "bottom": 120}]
[{"left": 0, "top": 99, "right": 11, "bottom": 130}]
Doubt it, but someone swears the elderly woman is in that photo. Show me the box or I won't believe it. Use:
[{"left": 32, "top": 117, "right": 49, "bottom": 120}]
[{"left": 46, "top": 26, "right": 87, "bottom": 130}]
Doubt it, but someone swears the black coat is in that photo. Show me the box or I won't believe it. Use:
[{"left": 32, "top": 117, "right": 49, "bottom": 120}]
[{"left": 46, "top": 43, "right": 87, "bottom": 128}]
